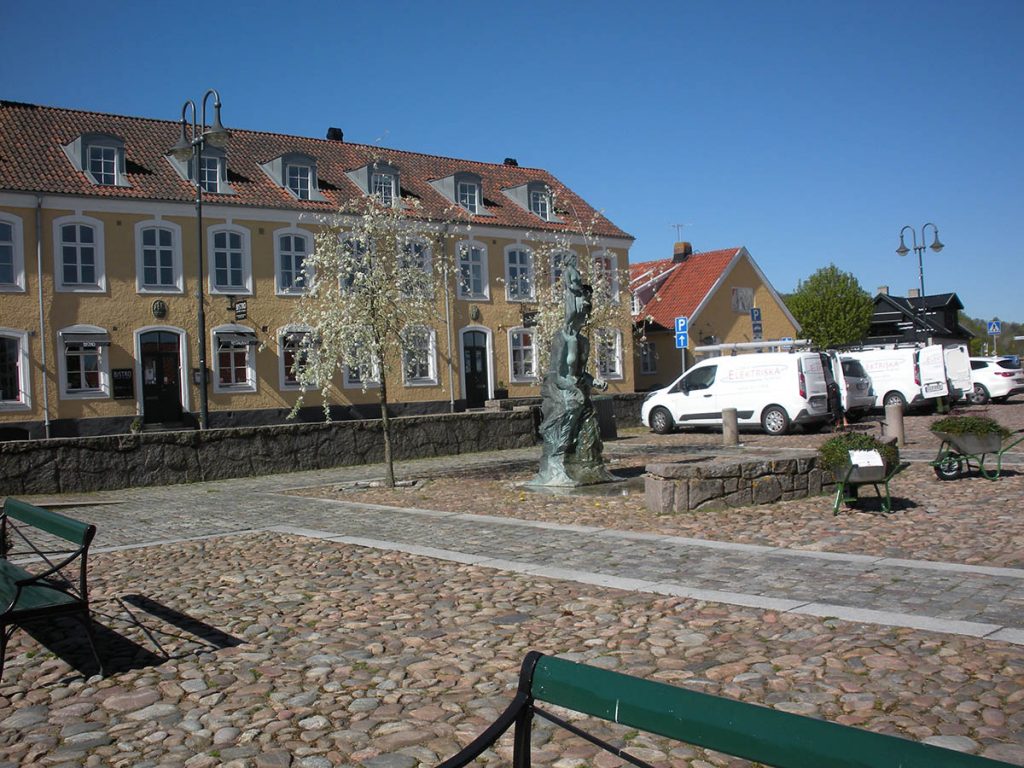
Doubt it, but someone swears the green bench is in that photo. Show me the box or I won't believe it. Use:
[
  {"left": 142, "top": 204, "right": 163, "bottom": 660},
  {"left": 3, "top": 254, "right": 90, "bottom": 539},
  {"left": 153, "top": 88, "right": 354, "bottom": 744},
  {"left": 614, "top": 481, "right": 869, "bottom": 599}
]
[
  {"left": 1, "top": 497, "right": 102, "bottom": 680},
  {"left": 437, "top": 651, "right": 1015, "bottom": 768}
]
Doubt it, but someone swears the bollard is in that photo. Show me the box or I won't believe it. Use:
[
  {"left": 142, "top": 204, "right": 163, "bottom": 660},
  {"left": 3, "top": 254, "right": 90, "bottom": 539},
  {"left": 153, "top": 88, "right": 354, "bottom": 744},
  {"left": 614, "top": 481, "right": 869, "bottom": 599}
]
[
  {"left": 722, "top": 407, "right": 739, "bottom": 446},
  {"left": 882, "top": 402, "right": 905, "bottom": 448}
]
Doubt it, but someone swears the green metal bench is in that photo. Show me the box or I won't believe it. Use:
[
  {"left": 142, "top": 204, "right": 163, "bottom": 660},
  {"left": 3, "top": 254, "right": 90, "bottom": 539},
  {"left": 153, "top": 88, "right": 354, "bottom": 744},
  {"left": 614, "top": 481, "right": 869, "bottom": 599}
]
[
  {"left": 1, "top": 497, "right": 102, "bottom": 680},
  {"left": 437, "top": 651, "right": 1015, "bottom": 768}
]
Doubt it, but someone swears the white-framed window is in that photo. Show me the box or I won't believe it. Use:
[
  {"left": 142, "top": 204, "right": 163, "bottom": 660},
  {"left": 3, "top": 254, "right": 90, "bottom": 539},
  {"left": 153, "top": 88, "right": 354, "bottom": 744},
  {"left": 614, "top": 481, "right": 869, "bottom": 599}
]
[
  {"left": 135, "top": 220, "right": 183, "bottom": 293},
  {"left": 208, "top": 226, "right": 252, "bottom": 294},
  {"left": 550, "top": 249, "right": 577, "bottom": 287},
  {"left": 0, "top": 329, "right": 30, "bottom": 410},
  {"left": 286, "top": 163, "right": 312, "bottom": 199},
  {"left": 457, "top": 240, "right": 489, "bottom": 300},
  {"left": 213, "top": 325, "right": 257, "bottom": 393},
  {"left": 593, "top": 250, "right": 620, "bottom": 301},
  {"left": 339, "top": 236, "right": 369, "bottom": 291},
  {"left": 402, "top": 325, "right": 437, "bottom": 385},
  {"left": 275, "top": 227, "right": 312, "bottom": 294},
  {"left": 529, "top": 189, "right": 550, "bottom": 220},
  {"left": 399, "top": 238, "right": 433, "bottom": 298},
  {"left": 0, "top": 213, "right": 25, "bottom": 292},
  {"left": 640, "top": 341, "right": 657, "bottom": 375},
  {"left": 88, "top": 145, "right": 116, "bottom": 186},
  {"left": 509, "top": 328, "right": 536, "bottom": 382},
  {"left": 57, "top": 325, "right": 110, "bottom": 399},
  {"left": 62, "top": 133, "right": 130, "bottom": 188},
  {"left": 278, "top": 327, "right": 313, "bottom": 390},
  {"left": 595, "top": 328, "right": 623, "bottom": 380},
  {"left": 344, "top": 346, "right": 381, "bottom": 389},
  {"left": 457, "top": 180, "right": 480, "bottom": 214},
  {"left": 198, "top": 155, "right": 221, "bottom": 194},
  {"left": 372, "top": 172, "right": 396, "bottom": 207},
  {"left": 505, "top": 246, "right": 534, "bottom": 302},
  {"left": 53, "top": 215, "right": 106, "bottom": 292}
]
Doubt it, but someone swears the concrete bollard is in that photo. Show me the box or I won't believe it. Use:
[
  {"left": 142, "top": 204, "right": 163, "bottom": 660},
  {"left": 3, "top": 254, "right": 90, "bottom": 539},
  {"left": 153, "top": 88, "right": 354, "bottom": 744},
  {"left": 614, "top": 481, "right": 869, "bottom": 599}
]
[
  {"left": 722, "top": 407, "right": 739, "bottom": 446},
  {"left": 882, "top": 402, "right": 905, "bottom": 447}
]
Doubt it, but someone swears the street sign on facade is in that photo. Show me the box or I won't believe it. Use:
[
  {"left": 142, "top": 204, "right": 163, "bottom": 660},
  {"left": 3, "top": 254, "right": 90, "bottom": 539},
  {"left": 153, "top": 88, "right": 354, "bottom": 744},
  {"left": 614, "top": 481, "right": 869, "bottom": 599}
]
[
  {"left": 675, "top": 316, "right": 688, "bottom": 334},
  {"left": 675, "top": 331, "right": 689, "bottom": 349}
]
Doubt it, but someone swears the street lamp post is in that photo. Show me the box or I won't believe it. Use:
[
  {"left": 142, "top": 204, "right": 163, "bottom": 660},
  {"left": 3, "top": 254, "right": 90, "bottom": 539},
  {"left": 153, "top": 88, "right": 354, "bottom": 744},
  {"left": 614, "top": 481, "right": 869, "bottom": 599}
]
[
  {"left": 896, "top": 223, "right": 944, "bottom": 296},
  {"left": 170, "top": 90, "right": 229, "bottom": 430}
]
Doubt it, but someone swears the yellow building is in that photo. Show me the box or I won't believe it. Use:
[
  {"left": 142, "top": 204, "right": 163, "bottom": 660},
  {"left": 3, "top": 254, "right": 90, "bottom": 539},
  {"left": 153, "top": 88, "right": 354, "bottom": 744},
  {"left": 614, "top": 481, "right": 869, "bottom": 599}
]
[
  {"left": 0, "top": 101, "right": 633, "bottom": 439},
  {"left": 629, "top": 243, "right": 801, "bottom": 391}
]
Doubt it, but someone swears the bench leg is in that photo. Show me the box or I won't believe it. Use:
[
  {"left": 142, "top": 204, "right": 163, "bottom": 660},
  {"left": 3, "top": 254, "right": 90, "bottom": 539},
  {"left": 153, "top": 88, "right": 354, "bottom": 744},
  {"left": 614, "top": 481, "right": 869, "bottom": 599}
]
[
  {"left": 0, "top": 623, "right": 13, "bottom": 681},
  {"left": 512, "top": 700, "right": 534, "bottom": 768},
  {"left": 77, "top": 611, "right": 105, "bottom": 677}
]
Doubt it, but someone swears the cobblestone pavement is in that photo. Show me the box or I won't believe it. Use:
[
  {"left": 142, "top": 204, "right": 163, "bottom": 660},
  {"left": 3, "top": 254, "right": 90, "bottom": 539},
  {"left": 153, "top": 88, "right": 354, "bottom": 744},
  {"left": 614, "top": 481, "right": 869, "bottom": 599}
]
[{"left": 1, "top": 399, "right": 1022, "bottom": 766}]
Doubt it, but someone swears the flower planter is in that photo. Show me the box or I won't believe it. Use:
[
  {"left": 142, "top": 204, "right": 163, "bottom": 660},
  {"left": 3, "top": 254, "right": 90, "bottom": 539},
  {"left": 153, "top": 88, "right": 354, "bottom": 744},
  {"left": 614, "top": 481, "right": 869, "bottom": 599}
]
[{"left": 837, "top": 462, "right": 888, "bottom": 484}]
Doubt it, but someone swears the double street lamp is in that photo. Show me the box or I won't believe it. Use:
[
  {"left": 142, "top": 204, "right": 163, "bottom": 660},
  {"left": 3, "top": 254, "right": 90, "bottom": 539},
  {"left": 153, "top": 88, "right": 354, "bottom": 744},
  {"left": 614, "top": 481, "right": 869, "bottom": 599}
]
[
  {"left": 896, "top": 223, "right": 944, "bottom": 296},
  {"left": 170, "top": 90, "right": 229, "bottom": 430}
]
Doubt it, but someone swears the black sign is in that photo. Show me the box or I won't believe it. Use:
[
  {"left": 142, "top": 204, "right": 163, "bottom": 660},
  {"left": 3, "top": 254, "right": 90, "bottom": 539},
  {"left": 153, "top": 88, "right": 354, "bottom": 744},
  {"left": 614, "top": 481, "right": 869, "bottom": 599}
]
[
  {"left": 234, "top": 300, "right": 248, "bottom": 321},
  {"left": 112, "top": 368, "right": 134, "bottom": 399},
  {"left": 521, "top": 311, "right": 538, "bottom": 328}
]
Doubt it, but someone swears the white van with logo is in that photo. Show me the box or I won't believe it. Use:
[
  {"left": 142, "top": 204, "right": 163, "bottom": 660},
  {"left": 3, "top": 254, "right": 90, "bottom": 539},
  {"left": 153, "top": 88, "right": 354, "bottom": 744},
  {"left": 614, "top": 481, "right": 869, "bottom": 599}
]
[
  {"left": 852, "top": 345, "right": 948, "bottom": 410},
  {"left": 641, "top": 352, "right": 830, "bottom": 435}
]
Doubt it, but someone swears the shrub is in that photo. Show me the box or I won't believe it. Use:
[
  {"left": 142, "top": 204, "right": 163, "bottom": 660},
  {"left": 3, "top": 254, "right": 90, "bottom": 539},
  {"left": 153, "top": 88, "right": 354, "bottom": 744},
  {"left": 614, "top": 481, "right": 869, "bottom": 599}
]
[
  {"left": 818, "top": 431, "right": 899, "bottom": 473},
  {"left": 930, "top": 415, "right": 1010, "bottom": 439}
]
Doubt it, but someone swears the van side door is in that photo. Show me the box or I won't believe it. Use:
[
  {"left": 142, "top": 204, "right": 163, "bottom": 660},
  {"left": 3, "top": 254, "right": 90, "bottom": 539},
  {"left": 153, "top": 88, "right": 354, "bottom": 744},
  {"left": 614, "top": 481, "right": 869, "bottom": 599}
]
[{"left": 668, "top": 364, "right": 720, "bottom": 424}]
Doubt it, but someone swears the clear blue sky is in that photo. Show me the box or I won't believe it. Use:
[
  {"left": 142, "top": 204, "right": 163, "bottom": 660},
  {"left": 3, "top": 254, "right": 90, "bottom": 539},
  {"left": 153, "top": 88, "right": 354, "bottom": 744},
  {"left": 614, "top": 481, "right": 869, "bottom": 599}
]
[{"left": 3, "top": 0, "right": 1022, "bottom": 323}]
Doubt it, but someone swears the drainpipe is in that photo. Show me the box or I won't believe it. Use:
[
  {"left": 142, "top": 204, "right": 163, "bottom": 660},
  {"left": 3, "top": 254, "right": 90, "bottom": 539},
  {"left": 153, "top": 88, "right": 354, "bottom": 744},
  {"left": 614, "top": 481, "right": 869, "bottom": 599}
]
[{"left": 35, "top": 194, "right": 51, "bottom": 439}]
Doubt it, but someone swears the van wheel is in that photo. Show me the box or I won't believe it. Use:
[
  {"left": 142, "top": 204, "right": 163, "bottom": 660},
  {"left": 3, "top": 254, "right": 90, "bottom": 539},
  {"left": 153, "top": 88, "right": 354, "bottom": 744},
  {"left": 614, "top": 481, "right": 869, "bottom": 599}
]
[
  {"left": 760, "top": 405, "right": 790, "bottom": 436},
  {"left": 883, "top": 391, "right": 906, "bottom": 409},
  {"left": 649, "top": 407, "right": 675, "bottom": 435},
  {"left": 968, "top": 384, "right": 990, "bottom": 405}
]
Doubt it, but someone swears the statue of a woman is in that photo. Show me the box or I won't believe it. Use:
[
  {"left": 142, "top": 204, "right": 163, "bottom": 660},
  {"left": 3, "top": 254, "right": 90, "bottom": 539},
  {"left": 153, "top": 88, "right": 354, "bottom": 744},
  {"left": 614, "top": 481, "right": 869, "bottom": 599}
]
[{"left": 531, "top": 263, "right": 616, "bottom": 486}]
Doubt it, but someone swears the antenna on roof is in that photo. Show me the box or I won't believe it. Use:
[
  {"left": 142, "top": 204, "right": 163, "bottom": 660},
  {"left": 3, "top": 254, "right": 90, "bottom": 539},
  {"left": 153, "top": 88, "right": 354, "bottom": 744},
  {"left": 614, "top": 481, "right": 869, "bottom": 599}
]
[{"left": 672, "top": 223, "right": 692, "bottom": 240}]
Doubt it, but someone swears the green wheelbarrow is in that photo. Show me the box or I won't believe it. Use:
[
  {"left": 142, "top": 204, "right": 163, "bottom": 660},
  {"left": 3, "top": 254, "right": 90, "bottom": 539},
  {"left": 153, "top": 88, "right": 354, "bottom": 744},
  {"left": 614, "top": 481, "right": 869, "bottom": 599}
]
[{"left": 931, "top": 430, "right": 1024, "bottom": 481}]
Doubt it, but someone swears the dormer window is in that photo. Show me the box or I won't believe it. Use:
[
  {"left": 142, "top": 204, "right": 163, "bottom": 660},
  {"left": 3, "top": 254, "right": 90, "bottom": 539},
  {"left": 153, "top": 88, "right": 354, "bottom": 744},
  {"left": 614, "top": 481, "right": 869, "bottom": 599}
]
[
  {"left": 372, "top": 172, "right": 396, "bottom": 206},
  {"left": 166, "top": 146, "right": 233, "bottom": 195},
  {"left": 457, "top": 180, "right": 480, "bottom": 213},
  {"left": 286, "top": 162, "right": 312, "bottom": 199},
  {"left": 260, "top": 152, "right": 326, "bottom": 201},
  {"left": 62, "top": 133, "right": 131, "bottom": 188},
  {"left": 529, "top": 188, "right": 550, "bottom": 220},
  {"left": 347, "top": 161, "right": 402, "bottom": 208},
  {"left": 500, "top": 180, "right": 562, "bottom": 223}
]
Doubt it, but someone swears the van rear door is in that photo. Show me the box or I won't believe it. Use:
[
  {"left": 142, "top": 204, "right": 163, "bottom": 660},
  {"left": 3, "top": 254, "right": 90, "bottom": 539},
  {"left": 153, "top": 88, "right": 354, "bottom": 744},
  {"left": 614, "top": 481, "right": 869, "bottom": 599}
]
[{"left": 917, "top": 344, "right": 949, "bottom": 400}]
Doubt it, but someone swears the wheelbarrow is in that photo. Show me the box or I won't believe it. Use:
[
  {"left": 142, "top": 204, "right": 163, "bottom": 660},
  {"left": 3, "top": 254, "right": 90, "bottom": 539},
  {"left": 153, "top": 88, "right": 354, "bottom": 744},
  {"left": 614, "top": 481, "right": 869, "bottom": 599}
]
[
  {"left": 930, "top": 430, "right": 1024, "bottom": 481},
  {"left": 832, "top": 457, "right": 904, "bottom": 515}
]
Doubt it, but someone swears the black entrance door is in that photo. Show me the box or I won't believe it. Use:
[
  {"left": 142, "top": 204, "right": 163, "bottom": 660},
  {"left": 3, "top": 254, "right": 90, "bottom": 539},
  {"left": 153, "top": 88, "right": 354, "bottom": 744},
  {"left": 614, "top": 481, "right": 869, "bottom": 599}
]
[
  {"left": 463, "top": 331, "right": 489, "bottom": 409},
  {"left": 140, "top": 331, "right": 183, "bottom": 424}
]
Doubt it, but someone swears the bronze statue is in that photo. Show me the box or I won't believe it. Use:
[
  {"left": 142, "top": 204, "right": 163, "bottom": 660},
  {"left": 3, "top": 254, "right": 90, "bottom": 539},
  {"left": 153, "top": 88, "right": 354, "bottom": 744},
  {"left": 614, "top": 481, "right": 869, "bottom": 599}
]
[{"left": 530, "top": 262, "right": 617, "bottom": 487}]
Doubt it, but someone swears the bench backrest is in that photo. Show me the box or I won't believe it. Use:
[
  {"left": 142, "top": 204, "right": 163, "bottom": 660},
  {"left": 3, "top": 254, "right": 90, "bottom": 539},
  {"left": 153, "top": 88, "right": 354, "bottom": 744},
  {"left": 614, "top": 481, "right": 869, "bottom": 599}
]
[
  {"left": 2, "top": 498, "right": 96, "bottom": 548},
  {"left": 528, "top": 653, "right": 1013, "bottom": 768}
]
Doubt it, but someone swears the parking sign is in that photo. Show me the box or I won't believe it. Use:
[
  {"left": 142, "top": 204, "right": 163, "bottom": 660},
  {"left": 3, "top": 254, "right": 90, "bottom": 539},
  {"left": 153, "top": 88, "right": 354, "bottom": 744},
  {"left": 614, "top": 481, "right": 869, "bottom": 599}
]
[{"left": 675, "top": 316, "right": 688, "bottom": 334}]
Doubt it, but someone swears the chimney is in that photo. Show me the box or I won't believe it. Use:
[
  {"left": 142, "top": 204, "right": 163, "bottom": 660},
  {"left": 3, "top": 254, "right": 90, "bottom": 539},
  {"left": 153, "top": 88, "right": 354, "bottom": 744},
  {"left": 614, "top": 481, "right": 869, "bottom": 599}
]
[
  {"left": 326, "top": 127, "right": 344, "bottom": 142},
  {"left": 673, "top": 241, "right": 693, "bottom": 263},
  {"left": 907, "top": 288, "right": 921, "bottom": 299},
  {"left": 503, "top": 157, "right": 518, "bottom": 166},
  {"left": 877, "top": 285, "right": 889, "bottom": 295}
]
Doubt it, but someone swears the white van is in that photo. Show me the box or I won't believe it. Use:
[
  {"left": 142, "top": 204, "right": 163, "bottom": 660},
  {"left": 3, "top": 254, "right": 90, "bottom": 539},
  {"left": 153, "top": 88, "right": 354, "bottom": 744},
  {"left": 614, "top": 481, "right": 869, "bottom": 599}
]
[
  {"left": 641, "top": 352, "right": 831, "bottom": 435},
  {"left": 852, "top": 345, "right": 948, "bottom": 410}
]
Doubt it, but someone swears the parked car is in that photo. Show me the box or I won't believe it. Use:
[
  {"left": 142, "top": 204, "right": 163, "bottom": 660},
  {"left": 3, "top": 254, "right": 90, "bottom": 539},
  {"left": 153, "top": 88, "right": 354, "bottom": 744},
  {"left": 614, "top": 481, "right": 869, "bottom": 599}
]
[
  {"left": 968, "top": 356, "right": 1024, "bottom": 404},
  {"left": 641, "top": 352, "right": 830, "bottom": 436},
  {"left": 837, "top": 356, "right": 875, "bottom": 420}
]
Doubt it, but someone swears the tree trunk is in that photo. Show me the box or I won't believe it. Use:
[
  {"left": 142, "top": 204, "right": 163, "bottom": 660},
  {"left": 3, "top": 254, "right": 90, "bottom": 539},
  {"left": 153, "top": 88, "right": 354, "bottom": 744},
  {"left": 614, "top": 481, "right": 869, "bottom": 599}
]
[{"left": 378, "top": 370, "right": 395, "bottom": 488}]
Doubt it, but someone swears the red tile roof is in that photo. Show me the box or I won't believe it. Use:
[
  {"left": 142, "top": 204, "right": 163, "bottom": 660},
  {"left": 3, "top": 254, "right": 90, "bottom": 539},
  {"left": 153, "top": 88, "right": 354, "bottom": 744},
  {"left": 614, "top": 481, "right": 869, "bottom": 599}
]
[
  {"left": 0, "top": 100, "right": 631, "bottom": 239},
  {"left": 629, "top": 248, "right": 740, "bottom": 328}
]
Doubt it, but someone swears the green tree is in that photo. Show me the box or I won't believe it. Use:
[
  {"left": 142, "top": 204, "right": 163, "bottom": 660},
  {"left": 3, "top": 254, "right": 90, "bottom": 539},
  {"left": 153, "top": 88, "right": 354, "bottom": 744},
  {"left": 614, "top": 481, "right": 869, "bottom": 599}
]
[{"left": 786, "top": 264, "right": 873, "bottom": 349}]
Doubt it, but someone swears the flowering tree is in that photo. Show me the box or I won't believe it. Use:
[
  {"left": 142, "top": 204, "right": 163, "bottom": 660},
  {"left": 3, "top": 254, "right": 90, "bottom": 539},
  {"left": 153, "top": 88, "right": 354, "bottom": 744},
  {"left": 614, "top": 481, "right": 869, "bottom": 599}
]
[{"left": 289, "top": 196, "right": 450, "bottom": 487}]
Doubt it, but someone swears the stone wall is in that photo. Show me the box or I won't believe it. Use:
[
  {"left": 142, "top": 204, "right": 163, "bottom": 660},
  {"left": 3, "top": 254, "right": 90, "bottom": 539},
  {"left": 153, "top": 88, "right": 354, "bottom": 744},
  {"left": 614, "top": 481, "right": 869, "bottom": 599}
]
[
  {"left": 0, "top": 410, "right": 537, "bottom": 496},
  {"left": 645, "top": 452, "right": 835, "bottom": 514}
]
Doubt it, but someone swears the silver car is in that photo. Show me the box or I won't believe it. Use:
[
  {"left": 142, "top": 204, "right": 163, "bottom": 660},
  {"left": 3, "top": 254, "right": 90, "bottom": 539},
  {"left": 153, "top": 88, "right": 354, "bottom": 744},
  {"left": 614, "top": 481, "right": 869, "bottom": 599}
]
[{"left": 840, "top": 357, "right": 875, "bottom": 420}]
